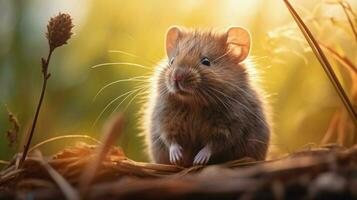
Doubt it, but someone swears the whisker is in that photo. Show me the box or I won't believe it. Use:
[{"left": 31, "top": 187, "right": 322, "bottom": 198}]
[
  {"left": 221, "top": 80, "right": 257, "bottom": 100},
  {"left": 212, "top": 50, "right": 231, "bottom": 63},
  {"left": 93, "top": 76, "right": 150, "bottom": 102},
  {"left": 91, "top": 87, "right": 145, "bottom": 128},
  {"left": 206, "top": 89, "right": 231, "bottom": 112},
  {"left": 108, "top": 50, "right": 158, "bottom": 66},
  {"left": 122, "top": 88, "right": 147, "bottom": 113},
  {"left": 202, "top": 89, "right": 232, "bottom": 120},
  {"left": 209, "top": 87, "right": 269, "bottom": 129},
  {"left": 90, "top": 62, "right": 152, "bottom": 70},
  {"left": 191, "top": 49, "right": 232, "bottom": 71},
  {"left": 108, "top": 50, "right": 139, "bottom": 58},
  {"left": 160, "top": 87, "right": 169, "bottom": 97},
  {"left": 110, "top": 85, "right": 149, "bottom": 117}
]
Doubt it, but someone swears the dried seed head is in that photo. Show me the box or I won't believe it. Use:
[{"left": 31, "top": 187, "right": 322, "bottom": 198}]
[
  {"left": 5, "top": 106, "right": 20, "bottom": 148},
  {"left": 46, "top": 13, "right": 73, "bottom": 51}
]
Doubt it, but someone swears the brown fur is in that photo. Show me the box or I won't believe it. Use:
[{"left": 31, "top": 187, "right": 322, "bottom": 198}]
[{"left": 142, "top": 27, "right": 270, "bottom": 167}]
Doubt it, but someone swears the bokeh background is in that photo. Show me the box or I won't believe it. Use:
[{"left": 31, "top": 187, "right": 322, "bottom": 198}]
[{"left": 0, "top": 0, "right": 356, "bottom": 162}]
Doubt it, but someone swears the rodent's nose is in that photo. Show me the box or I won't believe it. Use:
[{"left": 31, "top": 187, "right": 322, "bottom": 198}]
[
  {"left": 172, "top": 69, "right": 185, "bottom": 82},
  {"left": 173, "top": 74, "right": 183, "bottom": 82}
]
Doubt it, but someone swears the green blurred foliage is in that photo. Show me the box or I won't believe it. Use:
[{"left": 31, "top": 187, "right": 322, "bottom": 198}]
[{"left": 0, "top": 0, "right": 356, "bottom": 162}]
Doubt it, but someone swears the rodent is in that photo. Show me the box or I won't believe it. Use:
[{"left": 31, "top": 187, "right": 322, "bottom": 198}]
[{"left": 142, "top": 26, "right": 270, "bottom": 167}]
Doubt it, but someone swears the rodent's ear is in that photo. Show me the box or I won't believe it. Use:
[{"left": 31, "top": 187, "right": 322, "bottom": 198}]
[
  {"left": 226, "top": 26, "right": 251, "bottom": 62},
  {"left": 165, "top": 26, "right": 181, "bottom": 59}
]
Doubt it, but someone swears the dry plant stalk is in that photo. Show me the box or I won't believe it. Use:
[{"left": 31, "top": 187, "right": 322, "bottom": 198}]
[
  {"left": 338, "top": 1, "right": 357, "bottom": 44},
  {"left": 320, "top": 42, "right": 357, "bottom": 145},
  {"left": 1, "top": 142, "right": 355, "bottom": 199},
  {"left": 318, "top": 42, "right": 357, "bottom": 74},
  {"left": 20, "top": 13, "right": 74, "bottom": 166},
  {"left": 316, "top": 0, "right": 357, "bottom": 145},
  {"left": 4, "top": 105, "right": 20, "bottom": 148},
  {"left": 283, "top": 0, "right": 357, "bottom": 128},
  {"left": 79, "top": 113, "right": 124, "bottom": 196}
]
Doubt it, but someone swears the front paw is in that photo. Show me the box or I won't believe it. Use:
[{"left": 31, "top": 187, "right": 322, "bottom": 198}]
[
  {"left": 169, "top": 143, "right": 183, "bottom": 165},
  {"left": 193, "top": 145, "right": 211, "bottom": 165}
]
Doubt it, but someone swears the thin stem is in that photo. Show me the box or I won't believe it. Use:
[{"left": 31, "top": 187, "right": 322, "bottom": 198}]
[
  {"left": 319, "top": 42, "right": 357, "bottom": 74},
  {"left": 20, "top": 49, "right": 53, "bottom": 166},
  {"left": 339, "top": 2, "right": 357, "bottom": 45}
]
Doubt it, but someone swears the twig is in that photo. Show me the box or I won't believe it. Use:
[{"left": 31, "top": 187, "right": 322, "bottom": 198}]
[
  {"left": 20, "top": 49, "right": 53, "bottom": 166},
  {"left": 19, "top": 13, "right": 73, "bottom": 166},
  {"left": 283, "top": 0, "right": 357, "bottom": 128}
]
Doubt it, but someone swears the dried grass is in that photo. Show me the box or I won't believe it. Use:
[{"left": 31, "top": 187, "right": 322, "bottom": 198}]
[
  {"left": 0, "top": 141, "right": 356, "bottom": 199},
  {"left": 283, "top": 0, "right": 357, "bottom": 127},
  {"left": 1, "top": 2, "right": 356, "bottom": 200},
  {"left": 268, "top": 0, "right": 357, "bottom": 147},
  {"left": 33, "top": 150, "right": 80, "bottom": 200},
  {"left": 1, "top": 111, "right": 356, "bottom": 199}
]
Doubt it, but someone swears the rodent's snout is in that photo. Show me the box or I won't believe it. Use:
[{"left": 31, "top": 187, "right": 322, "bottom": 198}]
[
  {"left": 173, "top": 73, "right": 183, "bottom": 82},
  {"left": 172, "top": 69, "right": 185, "bottom": 91},
  {"left": 166, "top": 67, "right": 200, "bottom": 95},
  {"left": 171, "top": 68, "right": 187, "bottom": 93}
]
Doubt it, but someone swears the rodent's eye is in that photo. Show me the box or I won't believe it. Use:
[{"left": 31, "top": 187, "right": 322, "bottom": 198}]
[
  {"left": 170, "top": 57, "right": 175, "bottom": 65},
  {"left": 200, "top": 57, "right": 211, "bottom": 66}
]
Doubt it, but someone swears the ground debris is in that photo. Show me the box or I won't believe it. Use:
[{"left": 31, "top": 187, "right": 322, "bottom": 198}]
[{"left": 0, "top": 143, "right": 356, "bottom": 200}]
